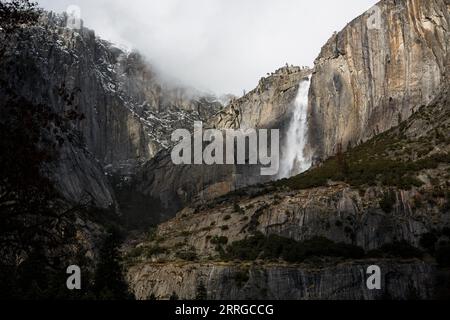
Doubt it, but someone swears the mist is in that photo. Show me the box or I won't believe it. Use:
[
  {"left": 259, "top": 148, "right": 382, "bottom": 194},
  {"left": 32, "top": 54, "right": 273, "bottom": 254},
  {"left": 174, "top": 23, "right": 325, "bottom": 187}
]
[{"left": 38, "top": 0, "right": 378, "bottom": 96}]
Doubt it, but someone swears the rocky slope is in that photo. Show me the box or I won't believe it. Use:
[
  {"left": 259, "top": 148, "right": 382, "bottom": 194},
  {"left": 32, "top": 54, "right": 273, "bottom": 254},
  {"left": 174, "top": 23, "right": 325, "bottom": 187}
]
[
  {"left": 213, "top": 66, "right": 311, "bottom": 130},
  {"left": 309, "top": 0, "right": 450, "bottom": 160},
  {"left": 124, "top": 88, "right": 450, "bottom": 299}
]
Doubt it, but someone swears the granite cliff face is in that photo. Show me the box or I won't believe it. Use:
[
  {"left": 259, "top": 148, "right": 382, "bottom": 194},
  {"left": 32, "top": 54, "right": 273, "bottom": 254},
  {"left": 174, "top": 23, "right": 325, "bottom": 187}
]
[
  {"left": 309, "top": 0, "right": 450, "bottom": 160},
  {"left": 214, "top": 66, "right": 311, "bottom": 130},
  {"left": 128, "top": 261, "right": 434, "bottom": 300},
  {"left": 120, "top": 66, "right": 312, "bottom": 225},
  {"left": 37, "top": 13, "right": 221, "bottom": 167},
  {"left": 0, "top": 12, "right": 223, "bottom": 208}
]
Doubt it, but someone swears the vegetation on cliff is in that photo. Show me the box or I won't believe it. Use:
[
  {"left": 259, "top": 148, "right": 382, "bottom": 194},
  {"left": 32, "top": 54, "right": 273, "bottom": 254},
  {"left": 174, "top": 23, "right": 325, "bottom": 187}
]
[
  {"left": 277, "top": 97, "right": 450, "bottom": 192},
  {"left": 221, "top": 232, "right": 426, "bottom": 264}
]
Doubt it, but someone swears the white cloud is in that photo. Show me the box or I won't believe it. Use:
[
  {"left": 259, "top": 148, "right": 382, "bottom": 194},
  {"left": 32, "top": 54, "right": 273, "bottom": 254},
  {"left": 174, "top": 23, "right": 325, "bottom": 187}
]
[{"left": 38, "top": 0, "right": 378, "bottom": 95}]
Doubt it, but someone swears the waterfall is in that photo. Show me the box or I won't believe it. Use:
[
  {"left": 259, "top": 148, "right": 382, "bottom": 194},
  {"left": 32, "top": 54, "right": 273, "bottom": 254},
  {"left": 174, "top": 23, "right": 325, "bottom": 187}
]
[{"left": 279, "top": 77, "right": 312, "bottom": 178}]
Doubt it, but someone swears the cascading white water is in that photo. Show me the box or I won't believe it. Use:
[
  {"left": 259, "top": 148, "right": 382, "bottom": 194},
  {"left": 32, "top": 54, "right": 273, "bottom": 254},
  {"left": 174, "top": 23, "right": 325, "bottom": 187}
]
[{"left": 279, "top": 77, "right": 312, "bottom": 178}]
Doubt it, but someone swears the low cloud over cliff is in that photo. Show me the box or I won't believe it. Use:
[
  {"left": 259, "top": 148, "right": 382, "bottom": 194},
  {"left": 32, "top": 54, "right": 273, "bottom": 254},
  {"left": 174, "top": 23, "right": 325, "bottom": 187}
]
[{"left": 38, "top": 0, "right": 377, "bottom": 95}]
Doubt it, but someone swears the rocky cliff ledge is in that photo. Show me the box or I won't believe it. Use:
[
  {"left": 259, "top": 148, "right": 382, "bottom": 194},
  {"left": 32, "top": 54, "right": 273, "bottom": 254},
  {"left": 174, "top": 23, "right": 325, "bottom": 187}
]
[
  {"left": 309, "top": 0, "right": 450, "bottom": 159},
  {"left": 124, "top": 90, "right": 450, "bottom": 299},
  {"left": 214, "top": 66, "right": 311, "bottom": 130},
  {"left": 128, "top": 261, "right": 434, "bottom": 300}
]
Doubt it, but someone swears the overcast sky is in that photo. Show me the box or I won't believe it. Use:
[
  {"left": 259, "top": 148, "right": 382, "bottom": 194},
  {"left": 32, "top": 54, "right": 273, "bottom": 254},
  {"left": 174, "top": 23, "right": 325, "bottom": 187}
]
[{"left": 38, "top": 0, "right": 378, "bottom": 95}]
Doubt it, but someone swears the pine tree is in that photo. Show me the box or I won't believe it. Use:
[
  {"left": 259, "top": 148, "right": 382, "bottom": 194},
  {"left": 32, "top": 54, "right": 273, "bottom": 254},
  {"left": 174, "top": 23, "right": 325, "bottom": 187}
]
[
  {"left": 195, "top": 282, "right": 207, "bottom": 300},
  {"left": 169, "top": 292, "right": 179, "bottom": 300},
  {"left": 93, "top": 230, "right": 132, "bottom": 300}
]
